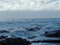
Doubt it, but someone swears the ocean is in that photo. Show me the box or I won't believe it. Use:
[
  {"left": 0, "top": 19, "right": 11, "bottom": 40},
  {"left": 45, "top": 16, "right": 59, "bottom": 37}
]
[{"left": 0, "top": 18, "right": 60, "bottom": 45}]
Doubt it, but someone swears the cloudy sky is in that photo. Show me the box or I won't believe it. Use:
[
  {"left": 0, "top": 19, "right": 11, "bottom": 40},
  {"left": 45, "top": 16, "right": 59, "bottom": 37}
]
[
  {"left": 0, "top": 0, "right": 60, "bottom": 11},
  {"left": 0, "top": 0, "right": 60, "bottom": 19}
]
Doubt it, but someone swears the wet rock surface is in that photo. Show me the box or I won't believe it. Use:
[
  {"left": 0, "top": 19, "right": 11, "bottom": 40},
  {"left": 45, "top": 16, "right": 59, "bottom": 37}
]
[
  {"left": 45, "top": 30, "right": 60, "bottom": 37},
  {"left": 0, "top": 38, "right": 30, "bottom": 45}
]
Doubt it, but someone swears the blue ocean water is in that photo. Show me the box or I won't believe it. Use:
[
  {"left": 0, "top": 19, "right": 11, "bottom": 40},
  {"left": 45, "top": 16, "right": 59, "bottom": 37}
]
[{"left": 0, "top": 18, "right": 60, "bottom": 45}]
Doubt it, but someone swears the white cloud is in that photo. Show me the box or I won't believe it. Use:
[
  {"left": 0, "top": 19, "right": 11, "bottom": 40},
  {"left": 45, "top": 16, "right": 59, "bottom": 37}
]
[{"left": 0, "top": 0, "right": 60, "bottom": 11}]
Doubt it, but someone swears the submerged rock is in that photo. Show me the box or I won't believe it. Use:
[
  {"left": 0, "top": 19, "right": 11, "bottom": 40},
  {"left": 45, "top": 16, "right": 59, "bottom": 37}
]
[
  {"left": 45, "top": 30, "right": 60, "bottom": 37},
  {"left": 0, "top": 38, "right": 30, "bottom": 45},
  {"left": 28, "top": 36, "right": 37, "bottom": 39},
  {"left": 24, "top": 25, "right": 41, "bottom": 31},
  {"left": 25, "top": 28, "right": 36, "bottom": 31},
  {"left": 0, "top": 30, "right": 9, "bottom": 33},
  {"left": 0, "top": 36, "right": 8, "bottom": 39}
]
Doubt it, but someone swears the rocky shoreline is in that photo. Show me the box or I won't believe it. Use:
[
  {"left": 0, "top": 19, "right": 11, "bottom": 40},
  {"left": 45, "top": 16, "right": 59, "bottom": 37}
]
[
  {"left": 0, "top": 25, "right": 60, "bottom": 45},
  {"left": 0, "top": 29, "right": 60, "bottom": 45}
]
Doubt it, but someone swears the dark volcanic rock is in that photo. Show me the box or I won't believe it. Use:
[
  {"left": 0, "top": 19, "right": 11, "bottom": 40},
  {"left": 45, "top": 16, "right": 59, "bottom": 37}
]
[
  {"left": 0, "top": 36, "right": 8, "bottom": 39},
  {"left": 25, "top": 25, "right": 41, "bottom": 31},
  {"left": 32, "top": 40, "right": 60, "bottom": 43},
  {"left": 0, "top": 38, "right": 30, "bottom": 45},
  {"left": 28, "top": 36, "right": 37, "bottom": 39},
  {"left": 45, "top": 30, "right": 60, "bottom": 37},
  {"left": 0, "top": 30, "right": 9, "bottom": 33}
]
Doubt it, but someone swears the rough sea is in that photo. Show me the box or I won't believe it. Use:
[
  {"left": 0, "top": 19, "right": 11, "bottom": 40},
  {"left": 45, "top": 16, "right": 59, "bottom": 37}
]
[{"left": 0, "top": 18, "right": 60, "bottom": 45}]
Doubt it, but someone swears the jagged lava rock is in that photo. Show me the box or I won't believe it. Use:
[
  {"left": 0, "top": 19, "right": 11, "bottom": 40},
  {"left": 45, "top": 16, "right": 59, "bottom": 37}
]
[
  {"left": 45, "top": 30, "right": 60, "bottom": 37},
  {"left": 0, "top": 38, "right": 30, "bottom": 45}
]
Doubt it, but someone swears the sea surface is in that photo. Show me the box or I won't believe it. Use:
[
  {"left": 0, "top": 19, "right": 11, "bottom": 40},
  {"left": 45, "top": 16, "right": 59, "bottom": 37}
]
[{"left": 0, "top": 18, "right": 60, "bottom": 45}]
